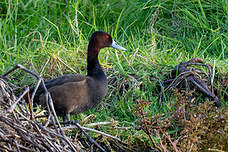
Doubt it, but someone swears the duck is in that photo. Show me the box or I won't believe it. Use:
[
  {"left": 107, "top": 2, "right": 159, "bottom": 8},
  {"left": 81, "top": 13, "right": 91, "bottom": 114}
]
[{"left": 30, "top": 31, "right": 126, "bottom": 121}]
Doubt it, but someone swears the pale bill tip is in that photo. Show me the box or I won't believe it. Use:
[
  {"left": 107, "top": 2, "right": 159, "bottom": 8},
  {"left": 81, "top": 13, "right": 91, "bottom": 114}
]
[{"left": 110, "top": 40, "right": 126, "bottom": 51}]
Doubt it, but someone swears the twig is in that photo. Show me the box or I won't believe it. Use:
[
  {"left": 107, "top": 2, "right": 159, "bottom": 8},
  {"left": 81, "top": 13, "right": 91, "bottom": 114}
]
[
  {"left": 63, "top": 124, "right": 124, "bottom": 147},
  {"left": 26, "top": 90, "right": 34, "bottom": 120},
  {"left": 7, "top": 87, "right": 29, "bottom": 113},
  {"left": 165, "top": 71, "right": 193, "bottom": 92},
  {"left": 188, "top": 143, "right": 194, "bottom": 152},
  {"left": 0, "top": 64, "right": 83, "bottom": 151},
  {"left": 40, "top": 57, "right": 50, "bottom": 75},
  {"left": 63, "top": 121, "right": 107, "bottom": 152},
  {"left": 207, "top": 148, "right": 225, "bottom": 152},
  {"left": 85, "top": 121, "right": 113, "bottom": 127},
  {"left": 55, "top": 55, "right": 77, "bottom": 73},
  {"left": 0, "top": 87, "right": 29, "bottom": 116}
]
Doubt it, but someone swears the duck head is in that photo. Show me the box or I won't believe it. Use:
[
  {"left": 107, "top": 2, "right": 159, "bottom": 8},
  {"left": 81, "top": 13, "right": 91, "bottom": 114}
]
[{"left": 88, "top": 31, "right": 126, "bottom": 54}]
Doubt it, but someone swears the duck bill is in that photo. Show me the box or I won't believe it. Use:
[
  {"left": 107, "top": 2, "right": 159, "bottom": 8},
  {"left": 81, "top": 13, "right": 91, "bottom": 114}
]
[{"left": 110, "top": 40, "right": 126, "bottom": 51}]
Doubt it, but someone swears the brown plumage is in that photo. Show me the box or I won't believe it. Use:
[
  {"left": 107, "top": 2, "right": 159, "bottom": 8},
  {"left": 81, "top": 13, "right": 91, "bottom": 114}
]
[{"left": 30, "top": 31, "right": 126, "bottom": 121}]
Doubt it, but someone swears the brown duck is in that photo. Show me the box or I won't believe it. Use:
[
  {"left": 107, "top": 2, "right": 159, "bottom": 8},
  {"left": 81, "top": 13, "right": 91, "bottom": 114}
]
[{"left": 30, "top": 31, "right": 126, "bottom": 121}]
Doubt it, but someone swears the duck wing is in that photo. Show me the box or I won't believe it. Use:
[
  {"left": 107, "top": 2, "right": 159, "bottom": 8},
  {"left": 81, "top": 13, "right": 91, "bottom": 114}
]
[
  {"left": 38, "top": 79, "right": 89, "bottom": 115},
  {"left": 30, "top": 74, "right": 86, "bottom": 102}
]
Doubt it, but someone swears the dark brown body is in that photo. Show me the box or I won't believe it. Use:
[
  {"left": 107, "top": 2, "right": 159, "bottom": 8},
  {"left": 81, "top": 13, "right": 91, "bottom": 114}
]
[{"left": 35, "top": 74, "right": 108, "bottom": 116}]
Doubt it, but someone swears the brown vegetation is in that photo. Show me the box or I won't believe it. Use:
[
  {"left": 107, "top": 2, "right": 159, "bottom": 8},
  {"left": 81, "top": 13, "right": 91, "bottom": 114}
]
[{"left": 136, "top": 90, "right": 228, "bottom": 152}]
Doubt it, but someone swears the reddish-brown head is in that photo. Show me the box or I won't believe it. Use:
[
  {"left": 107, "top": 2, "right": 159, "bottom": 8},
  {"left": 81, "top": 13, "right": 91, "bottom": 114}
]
[{"left": 88, "top": 31, "right": 126, "bottom": 54}]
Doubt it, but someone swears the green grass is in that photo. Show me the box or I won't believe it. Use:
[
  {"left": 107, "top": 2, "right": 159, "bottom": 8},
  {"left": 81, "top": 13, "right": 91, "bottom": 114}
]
[{"left": 0, "top": 0, "right": 228, "bottom": 150}]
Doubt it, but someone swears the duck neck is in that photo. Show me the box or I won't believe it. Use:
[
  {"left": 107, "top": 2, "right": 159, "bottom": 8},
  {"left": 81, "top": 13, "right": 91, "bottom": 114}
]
[{"left": 87, "top": 45, "right": 106, "bottom": 80}]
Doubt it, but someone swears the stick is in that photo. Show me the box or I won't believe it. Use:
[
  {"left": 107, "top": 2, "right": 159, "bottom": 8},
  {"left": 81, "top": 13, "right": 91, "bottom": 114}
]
[
  {"left": 62, "top": 121, "right": 107, "bottom": 152},
  {"left": 62, "top": 122, "right": 122, "bottom": 142}
]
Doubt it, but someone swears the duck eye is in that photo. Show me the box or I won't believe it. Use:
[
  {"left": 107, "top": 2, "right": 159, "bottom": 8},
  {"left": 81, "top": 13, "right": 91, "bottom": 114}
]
[{"left": 104, "top": 35, "right": 109, "bottom": 39}]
